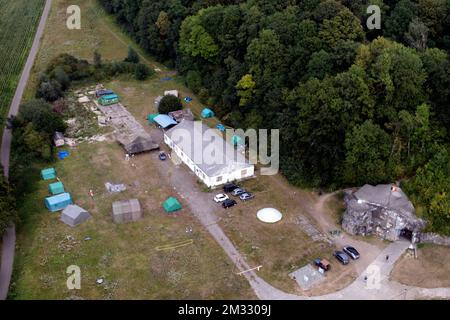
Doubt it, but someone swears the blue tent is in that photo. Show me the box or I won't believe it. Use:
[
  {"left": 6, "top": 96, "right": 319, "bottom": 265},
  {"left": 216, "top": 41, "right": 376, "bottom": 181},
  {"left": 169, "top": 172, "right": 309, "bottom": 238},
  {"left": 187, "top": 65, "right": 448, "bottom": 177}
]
[
  {"left": 184, "top": 97, "right": 193, "bottom": 103},
  {"left": 154, "top": 114, "right": 178, "bottom": 129},
  {"left": 41, "top": 168, "right": 56, "bottom": 180},
  {"left": 231, "top": 135, "right": 244, "bottom": 146},
  {"left": 48, "top": 181, "right": 65, "bottom": 195},
  {"left": 45, "top": 193, "right": 73, "bottom": 212},
  {"left": 201, "top": 108, "right": 215, "bottom": 119},
  {"left": 58, "top": 151, "right": 70, "bottom": 160},
  {"left": 216, "top": 124, "right": 225, "bottom": 132}
]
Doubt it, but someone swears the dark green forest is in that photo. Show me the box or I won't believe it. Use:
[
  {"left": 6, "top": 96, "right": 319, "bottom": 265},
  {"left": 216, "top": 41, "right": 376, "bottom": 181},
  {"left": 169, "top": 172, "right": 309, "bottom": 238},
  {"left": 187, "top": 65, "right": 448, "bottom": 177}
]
[{"left": 98, "top": 0, "right": 450, "bottom": 234}]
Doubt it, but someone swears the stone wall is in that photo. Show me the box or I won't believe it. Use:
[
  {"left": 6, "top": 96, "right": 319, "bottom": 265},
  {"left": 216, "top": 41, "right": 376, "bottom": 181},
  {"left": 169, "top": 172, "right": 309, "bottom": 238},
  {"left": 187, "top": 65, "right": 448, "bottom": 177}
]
[{"left": 419, "top": 233, "right": 450, "bottom": 246}]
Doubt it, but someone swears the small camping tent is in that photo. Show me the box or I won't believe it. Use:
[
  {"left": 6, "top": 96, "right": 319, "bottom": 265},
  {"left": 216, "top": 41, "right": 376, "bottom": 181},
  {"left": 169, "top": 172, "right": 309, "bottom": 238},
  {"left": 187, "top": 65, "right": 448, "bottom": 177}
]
[
  {"left": 163, "top": 197, "right": 182, "bottom": 213},
  {"left": 96, "top": 89, "right": 114, "bottom": 98},
  {"left": 41, "top": 168, "right": 56, "bottom": 180},
  {"left": 201, "top": 108, "right": 215, "bottom": 119},
  {"left": 60, "top": 205, "right": 91, "bottom": 227},
  {"left": 112, "top": 199, "right": 142, "bottom": 223},
  {"left": 48, "top": 181, "right": 65, "bottom": 195},
  {"left": 231, "top": 135, "right": 244, "bottom": 146},
  {"left": 45, "top": 193, "right": 73, "bottom": 212},
  {"left": 164, "top": 90, "right": 179, "bottom": 97},
  {"left": 216, "top": 124, "right": 225, "bottom": 132},
  {"left": 53, "top": 132, "right": 65, "bottom": 147},
  {"left": 99, "top": 94, "right": 119, "bottom": 106},
  {"left": 147, "top": 113, "right": 160, "bottom": 124}
]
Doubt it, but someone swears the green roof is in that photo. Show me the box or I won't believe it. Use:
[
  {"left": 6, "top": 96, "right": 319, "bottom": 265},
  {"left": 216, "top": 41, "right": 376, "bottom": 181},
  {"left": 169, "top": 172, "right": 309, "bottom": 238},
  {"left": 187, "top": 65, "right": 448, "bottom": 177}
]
[
  {"left": 48, "top": 181, "right": 65, "bottom": 195},
  {"left": 147, "top": 113, "right": 160, "bottom": 124},
  {"left": 41, "top": 168, "right": 56, "bottom": 180},
  {"left": 163, "top": 197, "right": 182, "bottom": 213}
]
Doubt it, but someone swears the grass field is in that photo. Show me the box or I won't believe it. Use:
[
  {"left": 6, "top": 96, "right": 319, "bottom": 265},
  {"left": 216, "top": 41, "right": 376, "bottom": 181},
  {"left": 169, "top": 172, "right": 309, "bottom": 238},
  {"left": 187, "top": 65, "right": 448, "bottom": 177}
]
[
  {"left": 391, "top": 244, "right": 450, "bottom": 288},
  {"left": 0, "top": 0, "right": 45, "bottom": 120},
  {"left": 11, "top": 0, "right": 257, "bottom": 299},
  {"left": 10, "top": 141, "right": 254, "bottom": 299}
]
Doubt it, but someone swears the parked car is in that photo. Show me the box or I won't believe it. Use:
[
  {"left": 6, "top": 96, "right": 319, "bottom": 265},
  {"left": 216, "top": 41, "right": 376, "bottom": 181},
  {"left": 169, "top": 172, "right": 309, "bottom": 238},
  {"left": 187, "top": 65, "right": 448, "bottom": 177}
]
[
  {"left": 223, "top": 183, "right": 239, "bottom": 193},
  {"left": 232, "top": 188, "right": 246, "bottom": 196},
  {"left": 222, "top": 199, "right": 237, "bottom": 209},
  {"left": 159, "top": 152, "right": 167, "bottom": 161},
  {"left": 333, "top": 251, "right": 350, "bottom": 265},
  {"left": 343, "top": 246, "right": 360, "bottom": 260},
  {"left": 239, "top": 192, "right": 254, "bottom": 201},
  {"left": 214, "top": 193, "right": 229, "bottom": 203},
  {"left": 314, "top": 258, "right": 330, "bottom": 271}
]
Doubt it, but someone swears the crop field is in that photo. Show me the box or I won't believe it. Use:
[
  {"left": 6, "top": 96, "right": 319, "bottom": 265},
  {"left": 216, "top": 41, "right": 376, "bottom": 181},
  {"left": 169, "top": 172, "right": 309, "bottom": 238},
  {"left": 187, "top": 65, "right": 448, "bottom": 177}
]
[{"left": 0, "top": 0, "right": 45, "bottom": 120}]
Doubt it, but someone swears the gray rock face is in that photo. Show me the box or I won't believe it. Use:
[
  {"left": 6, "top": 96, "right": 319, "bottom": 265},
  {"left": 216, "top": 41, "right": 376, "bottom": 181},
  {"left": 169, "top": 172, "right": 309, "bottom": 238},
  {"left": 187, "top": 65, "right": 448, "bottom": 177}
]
[
  {"left": 420, "top": 233, "right": 450, "bottom": 246},
  {"left": 342, "top": 184, "right": 426, "bottom": 242}
]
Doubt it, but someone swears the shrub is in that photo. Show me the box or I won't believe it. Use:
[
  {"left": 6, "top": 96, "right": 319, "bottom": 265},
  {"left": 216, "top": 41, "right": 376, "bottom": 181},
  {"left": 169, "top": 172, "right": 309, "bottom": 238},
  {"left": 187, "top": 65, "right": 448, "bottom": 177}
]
[{"left": 158, "top": 95, "right": 182, "bottom": 114}]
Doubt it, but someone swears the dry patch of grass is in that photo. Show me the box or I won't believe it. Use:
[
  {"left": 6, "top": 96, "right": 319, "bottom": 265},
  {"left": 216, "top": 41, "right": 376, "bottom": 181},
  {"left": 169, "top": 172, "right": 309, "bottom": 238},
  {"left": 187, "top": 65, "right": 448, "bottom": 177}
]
[
  {"left": 390, "top": 244, "right": 450, "bottom": 288},
  {"left": 216, "top": 175, "right": 357, "bottom": 295},
  {"left": 11, "top": 142, "right": 254, "bottom": 299}
]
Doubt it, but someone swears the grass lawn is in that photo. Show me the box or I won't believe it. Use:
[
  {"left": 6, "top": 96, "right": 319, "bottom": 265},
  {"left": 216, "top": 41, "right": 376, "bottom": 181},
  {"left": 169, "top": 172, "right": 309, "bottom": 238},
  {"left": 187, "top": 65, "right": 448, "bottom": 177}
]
[
  {"left": 11, "top": 141, "right": 254, "bottom": 299},
  {"left": 215, "top": 175, "right": 358, "bottom": 295},
  {"left": 390, "top": 244, "right": 450, "bottom": 288}
]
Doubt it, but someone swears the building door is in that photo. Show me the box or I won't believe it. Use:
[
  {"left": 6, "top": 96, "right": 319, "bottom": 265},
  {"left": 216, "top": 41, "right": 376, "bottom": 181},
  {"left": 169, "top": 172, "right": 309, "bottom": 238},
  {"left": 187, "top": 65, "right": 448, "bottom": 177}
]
[{"left": 400, "top": 228, "right": 413, "bottom": 241}]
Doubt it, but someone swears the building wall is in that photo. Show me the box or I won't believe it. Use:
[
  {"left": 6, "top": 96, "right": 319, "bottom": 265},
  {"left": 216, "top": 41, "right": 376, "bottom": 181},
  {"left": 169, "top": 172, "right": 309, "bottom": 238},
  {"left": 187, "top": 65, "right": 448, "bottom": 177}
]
[{"left": 164, "top": 134, "right": 254, "bottom": 188}]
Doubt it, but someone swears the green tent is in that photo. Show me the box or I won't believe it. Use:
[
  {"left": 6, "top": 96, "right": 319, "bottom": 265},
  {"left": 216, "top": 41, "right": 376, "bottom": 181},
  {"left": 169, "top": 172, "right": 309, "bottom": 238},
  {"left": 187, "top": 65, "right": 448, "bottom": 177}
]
[
  {"left": 147, "top": 113, "right": 159, "bottom": 124},
  {"left": 41, "top": 168, "right": 56, "bottom": 180},
  {"left": 231, "top": 135, "right": 244, "bottom": 146},
  {"left": 163, "top": 197, "right": 182, "bottom": 213},
  {"left": 48, "top": 181, "right": 65, "bottom": 195}
]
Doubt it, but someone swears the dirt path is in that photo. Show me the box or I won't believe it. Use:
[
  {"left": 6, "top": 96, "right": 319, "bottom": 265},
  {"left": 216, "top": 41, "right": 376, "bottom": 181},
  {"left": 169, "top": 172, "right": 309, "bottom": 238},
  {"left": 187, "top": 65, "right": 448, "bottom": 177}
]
[
  {"left": 148, "top": 130, "right": 450, "bottom": 300},
  {"left": 0, "top": 0, "right": 52, "bottom": 300}
]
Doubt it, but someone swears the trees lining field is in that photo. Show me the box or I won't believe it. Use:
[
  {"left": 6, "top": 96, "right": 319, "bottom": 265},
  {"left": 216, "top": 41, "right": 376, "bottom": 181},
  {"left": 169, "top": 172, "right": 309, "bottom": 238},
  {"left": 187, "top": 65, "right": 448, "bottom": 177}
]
[{"left": 0, "top": 0, "right": 45, "bottom": 122}]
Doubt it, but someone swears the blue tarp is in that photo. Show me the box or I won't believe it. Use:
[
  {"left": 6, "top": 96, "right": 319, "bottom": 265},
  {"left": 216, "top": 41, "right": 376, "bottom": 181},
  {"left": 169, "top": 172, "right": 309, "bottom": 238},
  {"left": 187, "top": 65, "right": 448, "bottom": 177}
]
[
  {"left": 45, "top": 192, "right": 73, "bottom": 212},
  {"left": 201, "top": 108, "right": 215, "bottom": 118},
  {"left": 184, "top": 97, "right": 193, "bottom": 103},
  {"left": 154, "top": 114, "right": 178, "bottom": 129},
  {"left": 161, "top": 77, "right": 173, "bottom": 81},
  {"left": 58, "top": 151, "right": 69, "bottom": 160},
  {"left": 216, "top": 124, "right": 225, "bottom": 132}
]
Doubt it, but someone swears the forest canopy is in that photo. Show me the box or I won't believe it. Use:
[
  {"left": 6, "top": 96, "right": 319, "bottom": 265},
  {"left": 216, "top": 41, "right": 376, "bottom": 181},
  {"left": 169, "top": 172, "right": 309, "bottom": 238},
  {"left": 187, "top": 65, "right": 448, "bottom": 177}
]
[{"left": 101, "top": 0, "right": 450, "bottom": 234}]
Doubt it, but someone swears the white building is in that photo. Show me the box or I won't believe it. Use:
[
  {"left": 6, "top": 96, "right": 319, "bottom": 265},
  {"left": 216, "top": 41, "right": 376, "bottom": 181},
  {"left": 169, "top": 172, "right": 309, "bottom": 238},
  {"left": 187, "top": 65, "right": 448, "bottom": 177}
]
[
  {"left": 164, "top": 120, "right": 254, "bottom": 188},
  {"left": 164, "top": 90, "right": 179, "bottom": 98}
]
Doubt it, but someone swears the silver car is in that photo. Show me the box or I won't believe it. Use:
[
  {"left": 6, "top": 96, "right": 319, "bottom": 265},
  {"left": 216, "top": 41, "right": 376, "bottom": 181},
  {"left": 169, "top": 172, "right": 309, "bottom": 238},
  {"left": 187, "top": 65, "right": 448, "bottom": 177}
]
[{"left": 343, "top": 246, "right": 360, "bottom": 260}]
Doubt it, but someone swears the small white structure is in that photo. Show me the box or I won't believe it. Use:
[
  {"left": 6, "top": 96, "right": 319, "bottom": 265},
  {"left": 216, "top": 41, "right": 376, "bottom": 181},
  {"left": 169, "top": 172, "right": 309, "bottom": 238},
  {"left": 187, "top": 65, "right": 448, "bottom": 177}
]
[
  {"left": 53, "top": 132, "right": 65, "bottom": 147},
  {"left": 60, "top": 205, "right": 91, "bottom": 227},
  {"left": 78, "top": 96, "right": 90, "bottom": 104},
  {"left": 164, "top": 120, "right": 254, "bottom": 188},
  {"left": 164, "top": 90, "right": 179, "bottom": 98},
  {"left": 257, "top": 208, "right": 283, "bottom": 223}
]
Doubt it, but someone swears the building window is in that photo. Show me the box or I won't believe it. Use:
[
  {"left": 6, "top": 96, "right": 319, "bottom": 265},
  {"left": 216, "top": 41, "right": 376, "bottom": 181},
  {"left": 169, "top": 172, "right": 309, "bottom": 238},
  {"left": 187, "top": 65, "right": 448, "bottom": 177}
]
[
  {"left": 216, "top": 176, "right": 223, "bottom": 182},
  {"left": 241, "top": 169, "right": 247, "bottom": 177}
]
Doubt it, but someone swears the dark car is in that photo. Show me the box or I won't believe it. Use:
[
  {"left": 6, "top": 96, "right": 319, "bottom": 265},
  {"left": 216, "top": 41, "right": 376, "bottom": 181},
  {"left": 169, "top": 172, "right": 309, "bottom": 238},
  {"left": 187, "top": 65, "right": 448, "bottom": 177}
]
[
  {"left": 333, "top": 251, "right": 350, "bottom": 265},
  {"left": 222, "top": 199, "right": 237, "bottom": 209},
  {"left": 232, "top": 188, "right": 246, "bottom": 196},
  {"left": 239, "top": 192, "right": 254, "bottom": 201},
  {"left": 343, "top": 246, "right": 360, "bottom": 260},
  {"left": 314, "top": 258, "right": 330, "bottom": 271},
  {"left": 223, "top": 183, "right": 239, "bottom": 193},
  {"left": 159, "top": 152, "right": 167, "bottom": 161}
]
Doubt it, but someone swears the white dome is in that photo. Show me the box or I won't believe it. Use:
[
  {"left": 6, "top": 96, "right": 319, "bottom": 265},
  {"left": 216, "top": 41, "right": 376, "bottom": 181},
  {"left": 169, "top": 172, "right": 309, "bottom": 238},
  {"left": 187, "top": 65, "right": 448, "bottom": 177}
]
[{"left": 257, "top": 208, "right": 282, "bottom": 223}]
